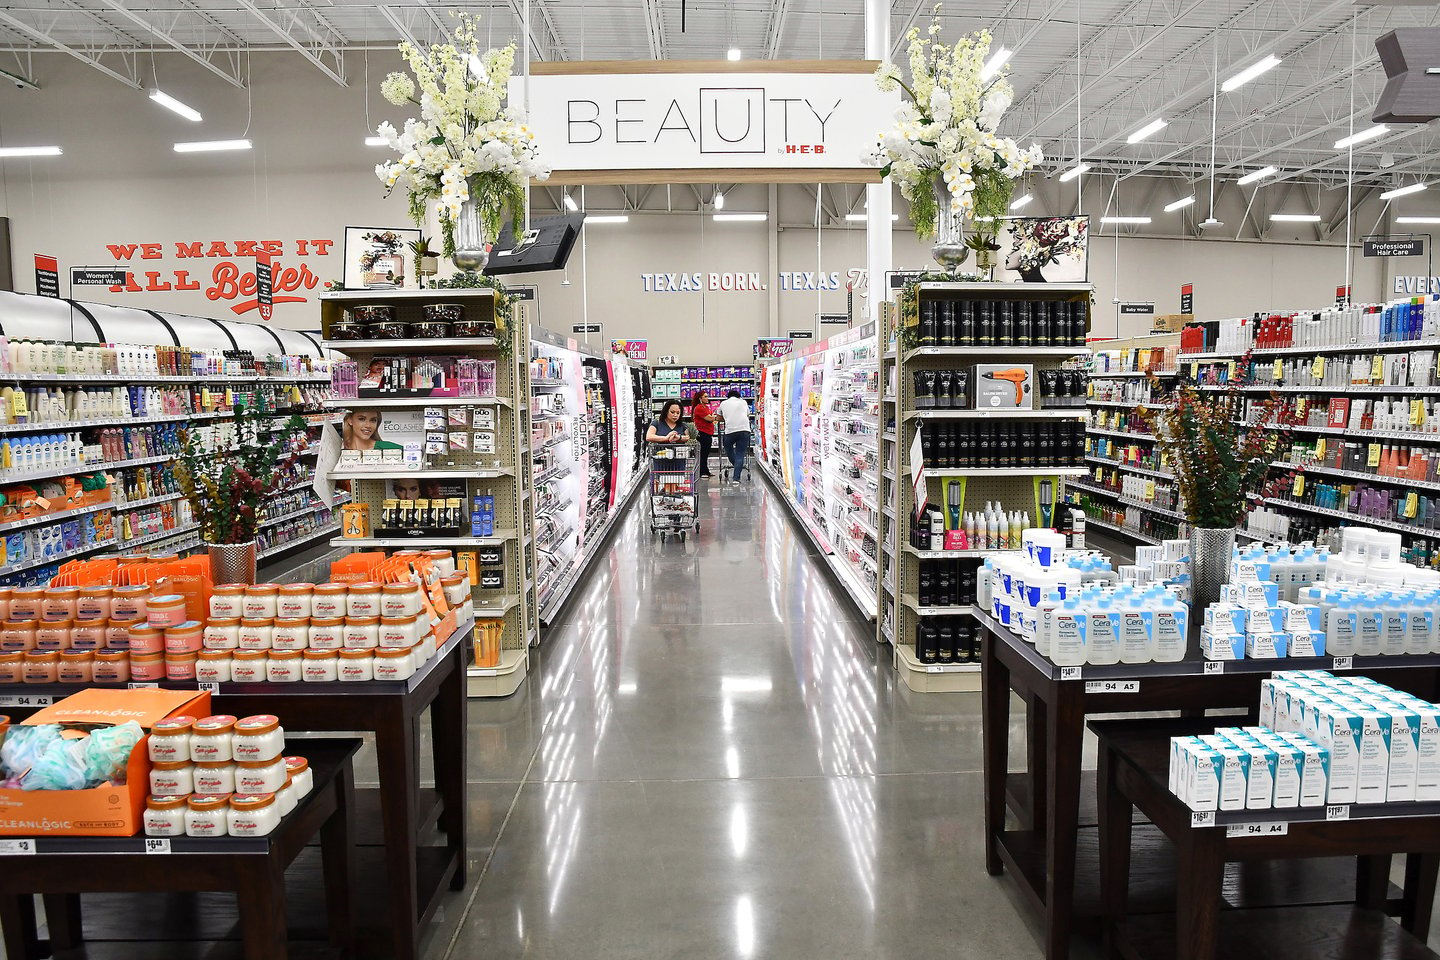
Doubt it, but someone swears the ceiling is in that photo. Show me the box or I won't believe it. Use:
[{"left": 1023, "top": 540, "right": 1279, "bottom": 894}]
[{"left": 0, "top": 0, "right": 1436, "bottom": 193}]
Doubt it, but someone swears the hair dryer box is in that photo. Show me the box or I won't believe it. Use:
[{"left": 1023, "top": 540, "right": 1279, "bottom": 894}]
[{"left": 974, "top": 364, "right": 1034, "bottom": 410}]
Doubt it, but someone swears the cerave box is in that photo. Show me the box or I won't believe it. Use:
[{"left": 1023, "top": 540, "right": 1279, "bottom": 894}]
[{"left": 0, "top": 689, "right": 210, "bottom": 837}]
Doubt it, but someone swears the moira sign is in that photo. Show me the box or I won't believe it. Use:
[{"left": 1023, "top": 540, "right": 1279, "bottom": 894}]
[
  {"left": 522, "top": 65, "right": 897, "bottom": 173},
  {"left": 99, "top": 239, "right": 334, "bottom": 316}
]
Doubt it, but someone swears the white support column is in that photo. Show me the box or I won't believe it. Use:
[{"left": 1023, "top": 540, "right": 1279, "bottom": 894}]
[
  {"left": 768, "top": 183, "right": 781, "bottom": 336},
  {"left": 864, "top": 0, "right": 892, "bottom": 324}
]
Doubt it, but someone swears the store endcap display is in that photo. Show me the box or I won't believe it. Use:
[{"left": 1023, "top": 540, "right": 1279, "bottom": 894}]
[{"left": 485, "top": 212, "right": 584, "bottom": 275}]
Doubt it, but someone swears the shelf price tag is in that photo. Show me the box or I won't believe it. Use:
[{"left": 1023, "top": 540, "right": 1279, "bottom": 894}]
[
  {"left": 143, "top": 839, "right": 171, "bottom": 855},
  {"left": 1203, "top": 661, "right": 1225, "bottom": 675},
  {"left": 1312, "top": 356, "right": 1325, "bottom": 378},
  {"left": 1332, "top": 656, "right": 1353, "bottom": 671},
  {"left": 1085, "top": 679, "right": 1140, "bottom": 694},
  {"left": 0, "top": 839, "right": 36, "bottom": 855},
  {"left": 1326, "top": 805, "right": 1351, "bottom": 821},
  {"left": 1405, "top": 492, "right": 1419, "bottom": 519},
  {"left": 1293, "top": 474, "right": 1305, "bottom": 497},
  {"left": 1227, "top": 821, "right": 1288, "bottom": 838},
  {"left": 197, "top": 682, "right": 220, "bottom": 695},
  {"left": 1190, "top": 811, "right": 1216, "bottom": 828},
  {"left": 1367, "top": 443, "right": 1382, "bottom": 467},
  {"left": 1370, "top": 355, "right": 1385, "bottom": 382},
  {"left": 1059, "top": 666, "right": 1083, "bottom": 681},
  {"left": 1273, "top": 359, "right": 1284, "bottom": 381},
  {"left": 128, "top": 682, "right": 158, "bottom": 690}
]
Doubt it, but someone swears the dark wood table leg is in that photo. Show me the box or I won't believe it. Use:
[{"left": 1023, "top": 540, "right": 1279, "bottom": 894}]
[
  {"left": 1043, "top": 682, "right": 1085, "bottom": 960},
  {"left": 375, "top": 699, "right": 421, "bottom": 960},
  {"left": 1097, "top": 744, "right": 1133, "bottom": 960},
  {"left": 1174, "top": 829, "right": 1226, "bottom": 960},
  {"left": 1029, "top": 693, "right": 1049, "bottom": 832},
  {"left": 235, "top": 856, "right": 289, "bottom": 960},
  {"left": 1356, "top": 854, "right": 1393, "bottom": 911},
  {"left": 0, "top": 894, "right": 39, "bottom": 960},
  {"left": 981, "top": 625, "right": 1011, "bottom": 877},
  {"left": 322, "top": 758, "right": 359, "bottom": 959},
  {"left": 433, "top": 651, "right": 469, "bottom": 889},
  {"left": 40, "top": 893, "right": 82, "bottom": 950},
  {"left": 1402, "top": 852, "right": 1440, "bottom": 937}
]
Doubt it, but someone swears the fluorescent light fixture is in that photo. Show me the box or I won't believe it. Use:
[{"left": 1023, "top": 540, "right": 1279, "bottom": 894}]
[
  {"left": 0, "top": 145, "right": 61, "bottom": 158},
  {"left": 1164, "top": 196, "right": 1196, "bottom": 212},
  {"left": 714, "top": 191, "right": 725, "bottom": 210},
  {"left": 1236, "top": 165, "right": 1278, "bottom": 185},
  {"left": 173, "top": 139, "right": 251, "bottom": 153},
  {"left": 713, "top": 213, "right": 767, "bottom": 221},
  {"left": 1334, "top": 125, "right": 1388, "bottom": 150},
  {"left": 727, "top": 48, "right": 742, "bottom": 61},
  {"left": 1126, "top": 118, "right": 1167, "bottom": 144},
  {"left": 1101, "top": 216, "right": 1152, "bottom": 224},
  {"left": 980, "top": 47, "right": 1013, "bottom": 81},
  {"left": 1397, "top": 216, "right": 1440, "bottom": 224},
  {"left": 364, "top": 136, "right": 388, "bottom": 147},
  {"left": 1270, "top": 213, "right": 1321, "bottom": 222},
  {"left": 563, "top": 192, "right": 578, "bottom": 211},
  {"left": 1380, "top": 182, "right": 1427, "bottom": 200},
  {"left": 585, "top": 215, "right": 629, "bottom": 224},
  {"left": 149, "top": 88, "right": 202, "bottom": 122},
  {"left": 1058, "top": 163, "right": 1090, "bottom": 182},
  {"left": 845, "top": 213, "right": 899, "bottom": 221},
  {"left": 1222, "top": 54, "right": 1281, "bottom": 92},
  {"left": 1010, "top": 193, "right": 1033, "bottom": 210}
]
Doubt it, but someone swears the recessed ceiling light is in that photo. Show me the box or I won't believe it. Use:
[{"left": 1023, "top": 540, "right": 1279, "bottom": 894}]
[
  {"left": 980, "top": 48, "right": 1013, "bottom": 81},
  {"left": 1397, "top": 217, "right": 1440, "bottom": 224},
  {"left": 1270, "top": 213, "right": 1321, "bottom": 222},
  {"left": 585, "top": 215, "right": 629, "bottom": 224},
  {"left": 1164, "top": 196, "right": 1196, "bottom": 212},
  {"left": 727, "top": 48, "right": 742, "bottom": 61},
  {"left": 1380, "top": 182, "right": 1427, "bottom": 200},
  {"left": 149, "top": 88, "right": 202, "bottom": 122},
  {"left": 844, "top": 213, "right": 899, "bottom": 221},
  {"left": 1126, "top": 118, "right": 1167, "bottom": 144},
  {"left": 1222, "top": 54, "right": 1281, "bottom": 92},
  {"left": 1237, "top": 165, "right": 1278, "bottom": 185},
  {"left": 1058, "top": 163, "right": 1090, "bottom": 182},
  {"left": 364, "top": 136, "right": 388, "bottom": 147},
  {"left": 174, "top": 139, "right": 252, "bottom": 153},
  {"left": 713, "top": 213, "right": 767, "bottom": 222},
  {"left": 1334, "top": 125, "right": 1388, "bottom": 150},
  {"left": 0, "top": 145, "right": 62, "bottom": 157},
  {"left": 1101, "top": 216, "right": 1152, "bottom": 224},
  {"left": 1010, "top": 193, "right": 1033, "bottom": 210},
  {"left": 714, "top": 191, "right": 725, "bottom": 210},
  {"left": 563, "top": 192, "right": 578, "bottom": 211}
]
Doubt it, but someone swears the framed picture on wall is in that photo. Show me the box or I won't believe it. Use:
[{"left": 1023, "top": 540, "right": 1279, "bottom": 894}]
[
  {"left": 992, "top": 216, "right": 1090, "bottom": 283},
  {"left": 343, "top": 226, "right": 421, "bottom": 289}
]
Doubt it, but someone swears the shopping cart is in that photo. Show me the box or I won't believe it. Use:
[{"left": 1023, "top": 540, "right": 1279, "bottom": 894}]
[{"left": 649, "top": 440, "right": 700, "bottom": 540}]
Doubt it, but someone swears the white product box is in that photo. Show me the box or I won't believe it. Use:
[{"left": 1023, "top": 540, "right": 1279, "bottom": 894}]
[
  {"left": 1163, "top": 539, "right": 1189, "bottom": 563},
  {"left": 1245, "top": 632, "right": 1290, "bottom": 659},
  {"left": 1237, "top": 739, "right": 1278, "bottom": 809},
  {"left": 1204, "top": 604, "right": 1249, "bottom": 634},
  {"left": 1378, "top": 698, "right": 1420, "bottom": 802},
  {"left": 1281, "top": 603, "right": 1323, "bottom": 635},
  {"left": 1201, "top": 627, "right": 1244, "bottom": 661},
  {"left": 1183, "top": 741, "right": 1223, "bottom": 811},
  {"left": 1313, "top": 703, "right": 1361, "bottom": 804},
  {"left": 1222, "top": 581, "right": 1279, "bottom": 606},
  {"left": 1352, "top": 704, "right": 1394, "bottom": 805},
  {"left": 1203, "top": 737, "right": 1249, "bottom": 811},
  {"left": 1288, "top": 630, "right": 1326, "bottom": 658},
  {"left": 1278, "top": 733, "right": 1331, "bottom": 807},
  {"left": 1262, "top": 735, "right": 1303, "bottom": 808},
  {"left": 1171, "top": 736, "right": 1206, "bottom": 798},
  {"left": 1404, "top": 700, "right": 1440, "bottom": 801},
  {"left": 1245, "top": 605, "right": 1286, "bottom": 634}
]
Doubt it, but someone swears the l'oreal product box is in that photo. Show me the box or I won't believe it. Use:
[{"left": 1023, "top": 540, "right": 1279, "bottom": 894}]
[
  {"left": 1278, "top": 732, "right": 1331, "bottom": 807},
  {"left": 1313, "top": 702, "right": 1362, "bottom": 804},
  {"left": 1201, "top": 626, "right": 1244, "bottom": 661},
  {"left": 1245, "top": 631, "right": 1290, "bottom": 660},
  {"left": 1200, "top": 736, "right": 1249, "bottom": 811},
  {"left": 973, "top": 363, "right": 1034, "bottom": 410},
  {"left": 1222, "top": 581, "right": 1279, "bottom": 606},
  {"left": 1351, "top": 703, "right": 1394, "bottom": 804}
]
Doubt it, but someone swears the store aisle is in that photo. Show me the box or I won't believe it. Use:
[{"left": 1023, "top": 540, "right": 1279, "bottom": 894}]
[{"left": 440, "top": 478, "right": 1042, "bottom": 959}]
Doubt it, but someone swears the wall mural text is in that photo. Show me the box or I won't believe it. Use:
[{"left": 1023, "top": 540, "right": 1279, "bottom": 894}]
[{"left": 100, "top": 239, "right": 334, "bottom": 315}]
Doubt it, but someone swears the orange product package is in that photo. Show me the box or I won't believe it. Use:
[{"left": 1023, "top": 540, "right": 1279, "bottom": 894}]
[
  {"left": 330, "top": 551, "right": 385, "bottom": 586},
  {"left": 0, "top": 688, "right": 211, "bottom": 837}
]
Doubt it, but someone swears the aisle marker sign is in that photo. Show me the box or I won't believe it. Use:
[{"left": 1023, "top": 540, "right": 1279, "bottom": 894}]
[
  {"left": 1180, "top": 283, "right": 1194, "bottom": 314},
  {"left": 910, "top": 428, "right": 927, "bottom": 517},
  {"left": 34, "top": 255, "right": 60, "bottom": 298},
  {"left": 255, "top": 253, "right": 274, "bottom": 322}
]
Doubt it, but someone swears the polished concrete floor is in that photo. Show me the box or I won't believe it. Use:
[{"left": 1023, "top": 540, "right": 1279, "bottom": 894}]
[{"left": 427, "top": 474, "right": 1049, "bottom": 960}]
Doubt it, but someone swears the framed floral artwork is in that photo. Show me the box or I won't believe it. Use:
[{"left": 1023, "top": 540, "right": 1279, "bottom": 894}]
[
  {"left": 343, "top": 225, "right": 421, "bottom": 289},
  {"left": 993, "top": 216, "right": 1090, "bottom": 283}
]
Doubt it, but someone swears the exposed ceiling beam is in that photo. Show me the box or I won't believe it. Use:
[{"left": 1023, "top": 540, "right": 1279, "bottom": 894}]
[
  {"left": 640, "top": 0, "right": 665, "bottom": 60},
  {"left": 507, "top": 0, "right": 562, "bottom": 62},
  {"left": 376, "top": 6, "right": 421, "bottom": 51},
  {"left": 764, "top": 0, "right": 791, "bottom": 61},
  {"left": 95, "top": 0, "right": 244, "bottom": 88},
  {"left": 230, "top": 0, "right": 346, "bottom": 85},
  {"left": 0, "top": 9, "right": 140, "bottom": 89}
]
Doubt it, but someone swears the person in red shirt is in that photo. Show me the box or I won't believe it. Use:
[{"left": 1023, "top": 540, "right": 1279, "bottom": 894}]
[{"left": 691, "top": 390, "right": 717, "bottom": 478}]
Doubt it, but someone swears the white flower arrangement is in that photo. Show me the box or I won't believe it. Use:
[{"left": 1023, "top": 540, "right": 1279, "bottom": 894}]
[
  {"left": 374, "top": 14, "right": 550, "bottom": 259},
  {"left": 863, "top": 10, "right": 1042, "bottom": 240}
]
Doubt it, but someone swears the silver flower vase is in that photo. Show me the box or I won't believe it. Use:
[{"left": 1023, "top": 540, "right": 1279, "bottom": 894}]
[
  {"left": 209, "top": 541, "right": 258, "bottom": 586},
  {"left": 1188, "top": 527, "right": 1235, "bottom": 614},
  {"left": 930, "top": 173, "right": 970, "bottom": 275},
  {"left": 452, "top": 193, "right": 490, "bottom": 272}
]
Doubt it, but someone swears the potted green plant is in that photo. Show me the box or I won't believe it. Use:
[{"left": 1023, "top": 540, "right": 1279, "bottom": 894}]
[{"left": 411, "top": 235, "right": 439, "bottom": 287}]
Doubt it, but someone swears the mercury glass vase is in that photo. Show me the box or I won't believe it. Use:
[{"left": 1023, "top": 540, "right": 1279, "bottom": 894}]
[
  {"left": 930, "top": 173, "right": 970, "bottom": 275},
  {"left": 1188, "top": 527, "right": 1236, "bottom": 612},
  {"left": 451, "top": 194, "right": 490, "bottom": 272},
  {"left": 209, "top": 541, "right": 258, "bottom": 586}
]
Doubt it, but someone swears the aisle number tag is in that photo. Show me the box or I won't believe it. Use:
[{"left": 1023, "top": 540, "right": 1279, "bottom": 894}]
[
  {"left": 1293, "top": 474, "right": 1305, "bottom": 497},
  {"left": 1227, "top": 822, "right": 1288, "bottom": 838},
  {"left": 1371, "top": 355, "right": 1385, "bottom": 382},
  {"left": 1312, "top": 356, "right": 1325, "bottom": 378},
  {"left": 1190, "top": 811, "right": 1216, "bottom": 827},
  {"left": 1273, "top": 360, "right": 1284, "bottom": 380},
  {"left": 0, "top": 695, "right": 52, "bottom": 708},
  {"left": 1405, "top": 492, "right": 1419, "bottom": 519},
  {"left": 1326, "top": 805, "right": 1350, "bottom": 821},
  {"left": 1367, "top": 444, "right": 1382, "bottom": 467},
  {"left": 1412, "top": 400, "right": 1426, "bottom": 426},
  {"left": 143, "top": 838, "right": 172, "bottom": 855},
  {"left": 0, "top": 840, "right": 36, "bottom": 855},
  {"left": 1203, "top": 661, "right": 1225, "bottom": 675}
]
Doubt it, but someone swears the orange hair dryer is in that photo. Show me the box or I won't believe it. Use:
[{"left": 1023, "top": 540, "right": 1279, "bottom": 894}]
[{"left": 982, "top": 367, "right": 1032, "bottom": 405}]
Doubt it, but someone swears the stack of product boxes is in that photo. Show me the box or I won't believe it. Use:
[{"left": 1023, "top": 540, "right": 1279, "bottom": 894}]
[{"left": 1172, "top": 673, "right": 1440, "bottom": 811}]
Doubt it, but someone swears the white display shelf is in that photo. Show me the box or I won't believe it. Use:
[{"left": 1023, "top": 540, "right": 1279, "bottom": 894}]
[
  {"left": 852, "top": 514, "right": 879, "bottom": 539},
  {"left": 1087, "top": 426, "right": 1159, "bottom": 443},
  {"left": 4, "top": 538, "right": 119, "bottom": 575},
  {"left": 321, "top": 288, "right": 494, "bottom": 302},
  {"left": 0, "top": 453, "right": 174, "bottom": 487},
  {"left": 466, "top": 647, "right": 529, "bottom": 698},
  {"left": 1068, "top": 480, "right": 1187, "bottom": 521},
  {"left": 322, "top": 337, "right": 497, "bottom": 351},
  {"left": 1177, "top": 352, "right": 1236, "bottom": 361},
  {"left": 1183, "top": 338, "right": 1440, "bottom": 359},
  {"left": 0, "top": 372, "right": 326, "bottom": 385},
  {"left": 883, "top": 432, "right": 898, "bottom": 443},
  {"left": 260, "top": 497, "right": 348, "bottom": 530},
  {"left": 329, "top": 468, "right": 512, "bottom": 480},
  {"left": 114, "top": 491, "right": 186, "bottom": 513},
  {"left": 924, "top": 466, "right": 1088, "bottom": 477},
  {"left": 0, "top": 412, "right": 228, "bottom": 435},
  {"left": 323, "top": 395, "right": 510, "bottom": 408},
  {"left": 903, "top": 544, "right": 1022, "bottom": 559},
  {"left": 331, "top": 530, "right": 517, "bottom": 548},
  {"left": 1195, "top": 383, "right": 1440, "bottom": 395},
  {"left": 906, "top": 408, "right": 1087, "bottom": 420},
  {"left": 1089, "top": 370, "right": 1179, "bottom": 378},
  {"left": 1257, "top": 422, "right": 1440, "bottom": 444},
  {"left": 0, "top": 498, "right": 131, "bottom": 534},
  {"left": 1260, "top": 498, "right": 1440, "bottom": 540},
  {"left": 1083, "top": 514, "right": 1161, "bottom": 545},
  {"left": 1086, "top": 398, "right": 1172, "bottom": 410},
  {"left": 1084, "top": 456, "right": 1175, "bottom": 481},
  {"left": 1274, "top": 460, "right": 1440, "bottom": 493},
  {"left": 904, "top": 345, "right": 1089, "bottom": 362},
  {"left": 823, "top": 551, "right": 879, "bottom": 621},
  {"left": 538, "top": 468, "right": 648, "bottom": 623},
  {"left": 893, "top": 636, "right": 981, "bottom": 693},
  {"left": 881, "top": 621, "right": 895, "bottom": 644},
  {"left": 531, "top": 378, "right": 567, "bottom": 388},
  {"left": 901, "top": 594, "right": 974, "bottom": 616},
  {"left": 258, "top": 521, "right": 341, "bottom": 560},
  {"left": 117, "top": 522, "right": 200, "bottom": 551}
]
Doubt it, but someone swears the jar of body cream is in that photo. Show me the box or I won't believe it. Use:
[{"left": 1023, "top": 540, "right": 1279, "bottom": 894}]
[
  {"left": 242, "top": 584, "right": 281, "bottom": 619},
  {"left": 106, "top": 618, "right": 144, "bottom": 650},
  {"left": 343, "top": 617, "right": 380, "bottom": 650},
  {"left": 276, "top": 776, "right": 297, "bottom": 817},
  {"left": 209, "top": 584, "right": 245, "bottom": 619},
  {"left": 69, "top": 620, "right": 106, "bottom": 651},
  {"left": 144, "top": 795, "right": 188, "bottom": 837},
  {"left": 92, "top": 650, "right": 130, "bottom": 684},
  {"left": 165, "top": 652, "right": 198, "bottom": 681},
  {"left": 41, "top": 586, "right": 80, "bottom": 621},
  {"left": 338, "top": 649, "right": 374, "bottom": 682},
  {"left": 203, "top": 618, "right": 241, "bottom": 650},
  {"left": 379, "top": 614, "right": 421, "bottom": 649},
  {"left": 33, "top": 620, "right": 73, "bottom": 652},
  {"left": 148, "top": 716, "right": 195, "bottom": 762},
  {"left": 194, "top": 761, "right": 236, "bottom": 795},
  {"left": 149, "top": 761, "right": 194, "bottom": 797},
  {"left": 185, "top": 795, "right": 231, "bottom": 837},
  {"left": 238, "top": 618, "right": 274, "bottom": 651},
  {"left": 228, "top": 793, "right": 281, "bottom": 836},
  {"left": 307, "top": 617, "right": 345, "bottom": 650},
  {"left": 146, "top": 595, "right": 188, "bottom": 629},
  {"left": 21, "top": 651, "right": 59, "bottom": 683},
  {"left": 230, "top": 650, "right": 267, "bottom": 683},
  {"left": 302, "top": 649, "right": 338, "bottom": 683},
  {"left": 265, "top": 650, "right": 302, "bottom": 683},
  {"left": 129, "top": 652, "right": 166, "bottom": 682},
  {"left": 126, "top": 625, "right": 165, "bottom": 656},
  {"left": 440, "top": 574, "right": 470, "bottom": 607},
  {"left": 423, "top": 550, "right": 457, "bottom": 578},
  {"left": 57, "top": 650, "right": 94, "bottom": 683},
  {"left": 381, "top": 583, "right": 422, "bottom": 618},
  {"left": 374, "top": 646, "right": 416, "bottom": 681},
  {"left": 8, "top": 588, "right": 43, "bottom": 621},
  {"left": 277, "top": 584, "right": 314, "bottom": 619},
  {"left": 1, "top": 621, "right": 37, "bottom": 652},
  {"left": 284, "top": 756, "right": 313, "bottom": 798},
  {"left": 271, "top": 618, "right": 310, "bottom": 651},
  {"left": 0, "top": 651, "right": 24, "bottom": 683},
  {"left": 111, "top": 585, "right": 150, "bottom": 621},
  {"left": 165, "top": 621, "right": 204, "bottom": 655},
  {"left": 311, "top": 584, "right": 348, "bottom": 619},
  {"left": 75, "top": 586, "right": 113, "bottom": 621},
  {"left": 190, "top": 715, "right": 237, "bottom": 762},
  {"left": 232, "top": 715, "right": 285, "bottom": 761},
  {"left": 235, "top": 757, "right": 287, "bottom": 794},
  {"left": 195, "top": 650, "right": 232, "bottom": 684},
  {"left": 346, "top": 583, "right": 383, "bottom": 618}
]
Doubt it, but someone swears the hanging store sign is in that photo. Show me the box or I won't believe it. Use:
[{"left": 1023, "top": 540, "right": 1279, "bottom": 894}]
[
  {"left": 1363, "top": 237, "right": 1425, "bottom": 258},
  {"left": 94, "top": 239, "right": 334, "bottom": 316},
  {"left": 788, "top": 330, "right": 815, "bottom": 340},
  {"left": 1180, "top": 283, "right": 1194, "bottom": 314},
  {"left": 1394, "top": 276, "right": 1440, "bottom": 295},
  {"left": 255, "top": 253, "right": 274, "bottom": 322},
  {"left": 756, "top": 338, "right": 793, "bottom": 359},
  {"left": 820, "top": 313, "right": 850, "bottom": 325},
  {"left": 521, "top": 62, "right": 896, "bottom": 180},
  {"left": 1119, "top": 302, "right": 1155, "bottom": 315},
  {"left": 611, "top": 339, "right": 648, "bottom": 360},
  {"left": 33, "top": 255, "right": 59, "bottom": 298},
  {"left": 573, "top": 323, "right": 602, "bottom": 334},
  {"left": 70, "top": 267, "right": 129, "bottom": 286}
]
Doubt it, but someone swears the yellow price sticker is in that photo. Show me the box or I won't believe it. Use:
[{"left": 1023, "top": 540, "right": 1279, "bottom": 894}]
[
  {"left": 1370, "top": 354, "right": 1384, "bottom": 383},
  {"left": 1273, "top": 359, "right": 1284, "bottom": 380},
  {"left": 1293, "top": 473, "right": 1305, "bottom": 497},
  {"left": 10, "top": 393, "right": 28, "bottom": 418},
  {"left": 1312, "top": 356, "right": 1325, "bottom": 378},
  {"left": 1145, "top": 479, "right": 1156, "bottom": 500},
  {"left": 1190, "top": 362, "right": 1199, "bottom": 379},
  {"left": 1315, "top": 438, "right": 1327, "bottom": 459},
  {"left": 200, "top": 388, "right": 212, "bottom": 408},
  {"left": 1412, "top": 399, "right": 1426, "bottom": 426},
  {"left": 1227, "top": 360, "right": 1238, "bottom": 380},
  {"left": 1405, "top": 492, "right": 1419, "bottom": 519},
  {"left": 1368, "top": 443, "right": 1382, "bottom": 467}
]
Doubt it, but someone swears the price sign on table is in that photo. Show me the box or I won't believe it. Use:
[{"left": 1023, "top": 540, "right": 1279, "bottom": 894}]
[
  {"left": 1203, "top": 661, "right": 1225, "bottom": 675},
  {"left": 0, "top": 695, "right": 53, "bottom": 708},
  {"left": 1190, "top": 811, "right": 1216, "bottom": 828},
  {"left": 0, "top": 839, "right": 36, "bottom": 855},
  {"left": 1085, "top": 680, "right": 1140, "bottom": 694},
  {"left": 1227, "top": 822, "right": 1288, "bottom": 838},
  {"left": 143, "top": 839, "right": 172, "bottom": 855}
]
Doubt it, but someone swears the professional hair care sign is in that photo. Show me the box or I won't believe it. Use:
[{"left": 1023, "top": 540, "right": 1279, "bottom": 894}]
[{"left": 518, "top": 62, "right": 898, "bottom": 175}]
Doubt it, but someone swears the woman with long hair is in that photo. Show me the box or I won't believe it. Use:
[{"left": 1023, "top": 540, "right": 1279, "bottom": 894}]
[
  {"left": 343, "top": 409, "right": 402, "bottom": 451},
  {"left": 690, "top": 390, "right": 717, "bottom": 478}
]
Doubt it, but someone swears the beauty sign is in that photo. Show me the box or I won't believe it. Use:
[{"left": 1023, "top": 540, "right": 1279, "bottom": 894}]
[{"left": 96, "top": 239, "right": 334, "bottom": 316}]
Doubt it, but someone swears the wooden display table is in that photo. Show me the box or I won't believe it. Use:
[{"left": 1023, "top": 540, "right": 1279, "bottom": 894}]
[
  {"left": 0, "top": 620, "right": 472, "bottom": 960},
  {"left": 0, "top": 737, "right": 361, "bottom": 960},
  {"left": 1093, "top": 716, "right": 1440, "bottom": 960},
  {"left": 976, "top": 603, "right": 1440, "bottom": 960}
]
